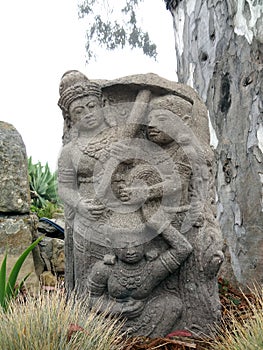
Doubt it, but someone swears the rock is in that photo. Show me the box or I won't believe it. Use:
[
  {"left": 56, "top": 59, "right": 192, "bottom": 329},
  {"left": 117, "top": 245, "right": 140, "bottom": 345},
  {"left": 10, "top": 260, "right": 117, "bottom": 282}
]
[
  {"left": 0, "top": 214, "right": 39, "bottom": 289},
  {"left": 0, "top": 122, "right": 41, "bottom": 291},
  {"left": 40, "top": 271, "right": 57, "bottom": 287},
  {"left": 0, "top": 122, "right": 30, "bottom": 213},
  {"left": 33, "top": 218, "right": 65, "bottom": 276},
  {"left": 51, "top": 238, "right": 65, "bottom": 274},
  {"left": 33, "top": 236, "right": 64, "bottom": 276}
]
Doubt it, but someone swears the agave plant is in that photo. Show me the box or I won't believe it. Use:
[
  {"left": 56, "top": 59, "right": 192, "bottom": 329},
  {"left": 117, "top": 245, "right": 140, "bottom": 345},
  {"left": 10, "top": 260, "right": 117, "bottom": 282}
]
[
  {"left": 0, "top": 236, "right": 43, "bottom": 312},
  {"left": 28, "top": 157, "right": 60, "bottom": 209}
]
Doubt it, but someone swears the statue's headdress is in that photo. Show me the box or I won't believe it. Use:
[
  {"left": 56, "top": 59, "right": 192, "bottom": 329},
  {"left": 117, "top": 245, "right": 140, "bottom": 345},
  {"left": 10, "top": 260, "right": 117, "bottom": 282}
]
[
  {"left": 58, "top": 70, "right": 102, "bottom": 113},
  {"left": 148, "top": 94, "right": 193, "bottom": 118}
]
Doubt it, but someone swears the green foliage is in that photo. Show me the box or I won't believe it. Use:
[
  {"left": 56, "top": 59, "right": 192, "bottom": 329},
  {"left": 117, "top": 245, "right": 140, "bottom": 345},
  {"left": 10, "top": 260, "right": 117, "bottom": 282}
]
[
  {"left": 31, "top": 201, "right": 63, "bottom": 219},
  {"left": 28, "top": 157, "right": 62, "bottom": 217},
  {"left": 78, "top": 0, "right": 157, "bottom": 62},
  {"left": 28, "top": 156, "right": 58, "bottom": 207},
  {"left": 0, "top": 237, "right": 43, "bottom": 312},
  {"left": 0, "top": 289, "right": 126, "bottom": 349}
]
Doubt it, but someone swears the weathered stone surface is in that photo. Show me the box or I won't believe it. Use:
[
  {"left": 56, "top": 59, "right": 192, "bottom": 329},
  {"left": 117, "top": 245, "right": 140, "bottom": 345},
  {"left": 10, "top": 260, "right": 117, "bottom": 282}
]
[
  {"left": 32, "top": 217, "right": 65, "bottom": 277},
  {"left": 168, "top": 0, "right": 263, "bottom": 289},
  {"left": 34, "top": 235, "right": 65, "bottom": 275},
  {"left": 40, "top": 270, "right": 57, "bottom": 287},
  {"left": 0, "top": 214, "right": 39, "bottom": 289},
  {"left": 51, "top": 238, "right": 65, "bottom": 273},
  {"left": 57, "top": 71, "right": 223, "bottom": 337},
  {"left": 0, "top": 122, "right": 31, "bottom": 213}
]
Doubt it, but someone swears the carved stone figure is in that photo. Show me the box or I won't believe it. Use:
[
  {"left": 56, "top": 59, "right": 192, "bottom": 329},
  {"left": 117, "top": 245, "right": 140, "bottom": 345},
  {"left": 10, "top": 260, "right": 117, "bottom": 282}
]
[
  {"left": 88, "top": 227, "right": 192, "bottom": 338},
  {"left": 58, "top": 72, "right": 224, "bottom": 337},
  {"left": 58, "top": 70, "right": 113, "bottom": 292}
]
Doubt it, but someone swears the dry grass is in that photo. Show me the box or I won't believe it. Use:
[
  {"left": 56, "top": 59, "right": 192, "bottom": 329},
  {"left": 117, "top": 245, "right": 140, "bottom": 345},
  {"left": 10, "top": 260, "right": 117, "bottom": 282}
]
[
  {"left": 210, "top": 285, "right": 263, "bottom": 350},
  {"left": 1, "top": 281, "right": 262, "bottom": 350},
  {"left": 120, "top": 281, "right": 263, "bottom": 350},
  {"left": 0, "top": 288, "right": 126, "bottom": 350}
]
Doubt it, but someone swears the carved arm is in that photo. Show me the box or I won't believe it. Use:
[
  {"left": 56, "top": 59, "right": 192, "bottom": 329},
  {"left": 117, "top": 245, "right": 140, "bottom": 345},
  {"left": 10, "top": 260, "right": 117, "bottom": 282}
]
[
  {"left": 159, "top": 226, "right": 193, "bottom": 274},
  {"left": 57, "top": 144, "right": 80, "bottom": 210}
]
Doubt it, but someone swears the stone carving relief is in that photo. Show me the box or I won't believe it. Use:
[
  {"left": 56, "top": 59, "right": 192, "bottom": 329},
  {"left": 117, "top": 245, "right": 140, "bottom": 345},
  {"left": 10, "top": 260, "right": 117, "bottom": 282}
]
[{"left": 57, "top": 71, "right": 224, "bottom": 337}]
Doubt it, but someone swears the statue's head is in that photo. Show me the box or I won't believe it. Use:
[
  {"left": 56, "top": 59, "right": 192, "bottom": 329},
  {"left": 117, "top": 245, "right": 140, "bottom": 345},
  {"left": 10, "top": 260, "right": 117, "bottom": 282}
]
[
  {"left": 148, "top": 94, "right": 193, "bottom": 119},
  {"left": 58, "top": 70, "right": 105, "bottom": 136},
  {"left": 147, "top": 94, "right": 193, "bottom": 146},
  {"left": 108, "top": 231, "right": 147, "bottom": 264},
  {"left": 107, "top": 228, "right": 160, "bottom": 264},
  {"left": 58, "top": 70, "right": 102, "bottom": 113},
  {"left": 114, "top": 242, "right": 145, "bottom": 264}
]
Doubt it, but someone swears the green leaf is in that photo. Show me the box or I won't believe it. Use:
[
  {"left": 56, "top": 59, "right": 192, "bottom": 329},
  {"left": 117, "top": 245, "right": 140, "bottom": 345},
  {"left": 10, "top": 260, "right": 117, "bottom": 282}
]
[
  {"left": 13, "top": 272, "right": 31, "bottom": 299},
  {"left": 28, "top": 157, "right": 60, "bottom": 211},
  {"left": 0, "top": 252, "right": 7, "bottom": 308},
  {"left": 5, "top": 237, "right": 43, "bottom": 302}
]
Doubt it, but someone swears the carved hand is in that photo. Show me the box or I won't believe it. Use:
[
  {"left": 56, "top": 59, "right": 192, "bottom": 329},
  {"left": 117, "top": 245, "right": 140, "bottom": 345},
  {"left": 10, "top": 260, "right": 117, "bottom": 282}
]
[
  {"left": 121, "top": 299, "right": 145, "bottom": 319},
  {"left": 77, "top": 199, "right": 105, "bottom": 220},
  {"left": 109, "top": 143, "right": 133, "bottom": 160}
]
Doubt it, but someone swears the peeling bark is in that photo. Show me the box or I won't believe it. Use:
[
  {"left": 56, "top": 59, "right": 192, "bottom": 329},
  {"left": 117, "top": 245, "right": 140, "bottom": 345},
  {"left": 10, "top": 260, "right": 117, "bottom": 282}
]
[{"left": 169, "top": 0, "right": 263, "bottom": 288}]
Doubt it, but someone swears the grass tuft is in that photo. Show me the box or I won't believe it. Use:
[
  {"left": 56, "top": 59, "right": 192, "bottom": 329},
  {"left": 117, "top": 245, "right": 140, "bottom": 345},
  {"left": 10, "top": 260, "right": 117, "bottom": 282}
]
[
  {"left": 210, "top": 285, "right": 263, "bottom": 350},
  {"left": 0, "top": 288, "right": 126, "bottom": 350}
]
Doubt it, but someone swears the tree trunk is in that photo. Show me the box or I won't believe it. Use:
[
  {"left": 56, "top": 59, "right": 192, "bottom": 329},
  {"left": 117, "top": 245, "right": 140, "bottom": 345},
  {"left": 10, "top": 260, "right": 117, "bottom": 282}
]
[{"left": 168, "top": 0, "right": 263, "bottom": 288}]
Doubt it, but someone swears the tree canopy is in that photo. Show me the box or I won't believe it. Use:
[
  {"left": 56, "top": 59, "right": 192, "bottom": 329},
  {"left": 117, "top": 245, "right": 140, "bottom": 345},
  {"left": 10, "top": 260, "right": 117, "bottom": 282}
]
[{"left": 78, "top": 0, "right": 159, "bottom": 62}]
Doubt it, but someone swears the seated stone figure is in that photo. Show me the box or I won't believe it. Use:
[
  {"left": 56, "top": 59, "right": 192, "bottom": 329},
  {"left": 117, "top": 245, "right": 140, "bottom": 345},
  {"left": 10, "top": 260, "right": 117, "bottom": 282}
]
[{"left": 87, "top": 224, "right": 193, "bottom": 337}]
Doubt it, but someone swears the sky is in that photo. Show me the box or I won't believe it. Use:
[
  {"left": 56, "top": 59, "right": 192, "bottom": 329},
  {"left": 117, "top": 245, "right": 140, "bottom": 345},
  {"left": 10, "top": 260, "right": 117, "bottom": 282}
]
[{"left": 0, "top": 0, "right": 177, "bottom": 171}]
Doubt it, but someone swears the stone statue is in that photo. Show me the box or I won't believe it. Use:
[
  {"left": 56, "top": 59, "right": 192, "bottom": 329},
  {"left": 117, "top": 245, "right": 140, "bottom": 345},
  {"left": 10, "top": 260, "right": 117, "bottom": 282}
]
[
  {"left": 58, "top": 71, "right": 224, "bottom": 337},
  {"left": 88, "top": 226, "right": 192, "bottom": 338}
]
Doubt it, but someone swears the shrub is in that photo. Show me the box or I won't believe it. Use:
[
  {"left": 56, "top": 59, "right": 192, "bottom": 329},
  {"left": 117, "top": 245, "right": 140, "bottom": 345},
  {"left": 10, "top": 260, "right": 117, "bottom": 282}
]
[
  {"left": 0, "top": 289, "right": 126, "bottom": 350},
  {"left": 30, "top": 201, "right": 63, "bottom": 219}
]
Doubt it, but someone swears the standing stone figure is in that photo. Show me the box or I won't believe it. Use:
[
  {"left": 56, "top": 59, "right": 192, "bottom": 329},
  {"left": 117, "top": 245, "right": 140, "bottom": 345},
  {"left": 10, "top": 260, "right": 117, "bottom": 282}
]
[
  {"left": 58, "top": 70, "right": 114, "bottom": 292},
  {"left": 58, "top": 71, "right": 224, "bottom": 337}
]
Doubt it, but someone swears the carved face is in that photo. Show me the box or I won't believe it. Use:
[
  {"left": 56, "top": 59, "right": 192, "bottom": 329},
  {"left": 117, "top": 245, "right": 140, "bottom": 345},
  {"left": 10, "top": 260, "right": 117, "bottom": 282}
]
[
  {"left": 115, "top": 243, "right": 145, "bottom": 264},
  {"left": 69, "top": 96, "right": 104, "bottom": 131},
  {"left": 147, "top": 109, "right": 175, "bottom": 145}
]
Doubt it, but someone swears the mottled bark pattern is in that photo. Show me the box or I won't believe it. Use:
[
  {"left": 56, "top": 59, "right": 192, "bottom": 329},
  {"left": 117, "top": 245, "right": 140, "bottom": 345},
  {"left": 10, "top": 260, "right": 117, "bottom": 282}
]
[{"left": 169, "top": 0, "right": 263, "bottom": 287}]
